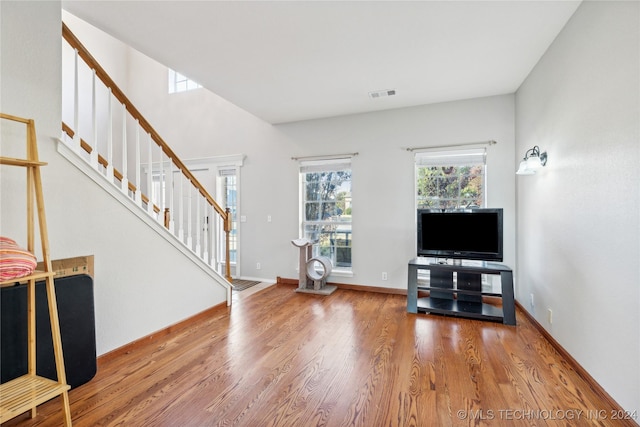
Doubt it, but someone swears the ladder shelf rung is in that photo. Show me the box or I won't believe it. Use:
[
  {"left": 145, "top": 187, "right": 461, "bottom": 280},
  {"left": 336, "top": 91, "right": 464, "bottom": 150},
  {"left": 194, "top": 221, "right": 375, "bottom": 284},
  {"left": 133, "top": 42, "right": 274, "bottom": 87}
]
[
  {"left": 0, "top": 156, "right": 47, "bottom": 167},
  {"left": 0, "top": 375, "right": 70, "bottom": 423},
  {"left": 0, "top": 271, "right": 56, "bottom": 287},
  {"left": 1, "top": 114, "right": 71, "bottom": 425}
]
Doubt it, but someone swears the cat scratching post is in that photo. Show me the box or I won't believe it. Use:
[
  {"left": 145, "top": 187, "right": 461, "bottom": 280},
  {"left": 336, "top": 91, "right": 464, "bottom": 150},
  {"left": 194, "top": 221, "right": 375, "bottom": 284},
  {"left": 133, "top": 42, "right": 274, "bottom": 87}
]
[{"left": 291, "top": 238, "right": 337, "bottom": 295}]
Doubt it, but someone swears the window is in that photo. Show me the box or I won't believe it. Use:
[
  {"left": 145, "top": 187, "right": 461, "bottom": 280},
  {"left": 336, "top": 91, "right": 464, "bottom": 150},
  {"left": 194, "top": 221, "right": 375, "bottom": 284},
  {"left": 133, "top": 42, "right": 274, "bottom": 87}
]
[
  {"left": 168, "top": 69, "right": 201, "bottom": 94},
  {"left": 218, "top": 168, "right": 238, "bottom": 264},
  {"left": 300, "top": 159, "right": 352, "bottom": 271},
  {"left": 184, "top": 155, "right": 243, "bottom": 277},
  {"left": 415, "top": 148, "right": 486, "bottom": 209}
]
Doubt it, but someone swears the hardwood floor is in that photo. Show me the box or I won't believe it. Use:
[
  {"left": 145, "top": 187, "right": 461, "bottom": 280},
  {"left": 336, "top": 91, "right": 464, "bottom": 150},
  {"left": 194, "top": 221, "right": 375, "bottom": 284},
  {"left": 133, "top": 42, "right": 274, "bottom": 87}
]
[{"left": 3, "top": 284, "right": 636, "bottom": 427}]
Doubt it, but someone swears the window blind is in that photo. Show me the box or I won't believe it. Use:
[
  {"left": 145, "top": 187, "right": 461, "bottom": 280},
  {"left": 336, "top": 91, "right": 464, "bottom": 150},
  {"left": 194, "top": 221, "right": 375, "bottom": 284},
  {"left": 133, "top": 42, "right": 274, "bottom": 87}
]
[
  {"left": 415, "top": 148, "right": 486, "bottom": 167},
  {"left": 299, "top": 158, "right": 351, "bottom": 173}
]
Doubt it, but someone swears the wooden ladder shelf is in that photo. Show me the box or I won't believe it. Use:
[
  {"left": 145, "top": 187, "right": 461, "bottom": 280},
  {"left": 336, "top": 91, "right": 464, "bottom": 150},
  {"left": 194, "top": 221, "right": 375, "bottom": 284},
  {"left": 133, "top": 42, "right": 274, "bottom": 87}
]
[{"left": 0, "top": 113, "right": 72, "bottom": 425}]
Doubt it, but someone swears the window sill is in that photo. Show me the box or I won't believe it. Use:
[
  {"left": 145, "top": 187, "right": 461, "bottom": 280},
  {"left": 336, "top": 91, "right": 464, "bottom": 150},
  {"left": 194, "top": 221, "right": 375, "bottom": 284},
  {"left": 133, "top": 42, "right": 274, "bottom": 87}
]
[
  {"left": 329, "top": 268, "right": 353, "bottom": 278},
  {"left": 303, "top": 267, "right": 353, "bottom": 278}
]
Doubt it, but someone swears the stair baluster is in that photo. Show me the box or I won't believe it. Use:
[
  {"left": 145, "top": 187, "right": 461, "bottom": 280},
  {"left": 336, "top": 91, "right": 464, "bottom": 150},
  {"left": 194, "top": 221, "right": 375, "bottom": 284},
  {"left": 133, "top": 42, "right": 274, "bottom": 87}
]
[{"left": 61, "top": 22, "right": 233, "bottom": 283}]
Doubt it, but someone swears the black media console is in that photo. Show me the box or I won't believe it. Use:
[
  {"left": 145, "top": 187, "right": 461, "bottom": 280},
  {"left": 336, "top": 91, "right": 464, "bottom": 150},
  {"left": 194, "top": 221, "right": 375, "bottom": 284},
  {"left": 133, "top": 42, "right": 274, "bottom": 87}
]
[{"left": 407, "top": 257, "right": 515, "bottom": 325}]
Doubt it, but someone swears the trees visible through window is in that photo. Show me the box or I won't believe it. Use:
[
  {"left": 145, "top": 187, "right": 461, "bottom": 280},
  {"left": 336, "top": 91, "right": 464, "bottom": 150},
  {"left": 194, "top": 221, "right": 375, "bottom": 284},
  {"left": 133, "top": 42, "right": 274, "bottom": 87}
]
[
  {"left": 416, "top": 149, "right": 486, "bottom": 209},
  {"left": 300, "top": 159, "right": 352, "bottom": 270}
]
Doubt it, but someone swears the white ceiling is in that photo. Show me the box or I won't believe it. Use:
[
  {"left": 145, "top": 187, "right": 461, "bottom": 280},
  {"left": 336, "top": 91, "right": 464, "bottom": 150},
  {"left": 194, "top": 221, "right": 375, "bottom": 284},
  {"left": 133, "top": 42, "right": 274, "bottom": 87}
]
[{"left": 62, "top": 1, "right": 581, "bottom": 124}]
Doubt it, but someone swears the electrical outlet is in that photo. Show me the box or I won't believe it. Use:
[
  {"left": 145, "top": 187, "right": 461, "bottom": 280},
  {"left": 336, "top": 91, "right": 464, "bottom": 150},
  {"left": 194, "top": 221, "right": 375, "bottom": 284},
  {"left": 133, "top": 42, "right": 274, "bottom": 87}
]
[
  {"left": 382, "top": 272, "right": 388, "bottom": 281},
  {"left": 548, "top": 308, "right": 553, "bottom": 325},
  {"left": 267, "top": 215, "right": 272, "bottom": 222},
  {"left": 256, "top": 262, "right": 261, "bottom": 270}
]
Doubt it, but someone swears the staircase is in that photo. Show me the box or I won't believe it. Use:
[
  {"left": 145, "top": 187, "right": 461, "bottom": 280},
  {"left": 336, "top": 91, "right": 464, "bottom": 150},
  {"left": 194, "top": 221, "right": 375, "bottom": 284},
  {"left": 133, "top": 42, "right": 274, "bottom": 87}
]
[{"left": 59, "top": 23, "right": 232, "bottom": 302}]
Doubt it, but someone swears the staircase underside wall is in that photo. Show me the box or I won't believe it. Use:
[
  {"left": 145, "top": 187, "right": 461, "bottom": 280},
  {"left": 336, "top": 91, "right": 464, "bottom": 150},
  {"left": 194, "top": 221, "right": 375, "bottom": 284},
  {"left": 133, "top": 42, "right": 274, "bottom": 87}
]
[
  {"left": 47, "top": 145, "right": 228, "bottom": 356},
  {"left": 1, "top": 0, "right": 228, "bottom": 357},
  {"left": 2, "top": 148, "right": 228, "bottom": 356}
]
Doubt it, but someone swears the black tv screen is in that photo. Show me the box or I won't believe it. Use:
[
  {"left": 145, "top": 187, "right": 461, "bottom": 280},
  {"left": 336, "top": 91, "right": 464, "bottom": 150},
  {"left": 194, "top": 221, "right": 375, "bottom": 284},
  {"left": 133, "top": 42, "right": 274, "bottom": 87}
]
[{"left": 417, "top": 209, "right": 503, "bottom": 261}]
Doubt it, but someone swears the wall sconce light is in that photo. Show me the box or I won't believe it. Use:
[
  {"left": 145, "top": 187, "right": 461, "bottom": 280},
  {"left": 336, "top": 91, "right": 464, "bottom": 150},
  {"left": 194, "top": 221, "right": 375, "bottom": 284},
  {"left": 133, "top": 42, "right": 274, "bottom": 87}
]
[{"left": 516, "top": 145, "right": 547, "bottom": 175}]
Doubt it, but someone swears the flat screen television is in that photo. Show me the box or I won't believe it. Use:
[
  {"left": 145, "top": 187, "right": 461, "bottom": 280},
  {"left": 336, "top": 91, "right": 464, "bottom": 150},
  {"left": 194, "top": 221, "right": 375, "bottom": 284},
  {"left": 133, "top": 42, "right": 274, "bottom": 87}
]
[{"left": 417, "top": 208, "right": 503, "bottom": 261}]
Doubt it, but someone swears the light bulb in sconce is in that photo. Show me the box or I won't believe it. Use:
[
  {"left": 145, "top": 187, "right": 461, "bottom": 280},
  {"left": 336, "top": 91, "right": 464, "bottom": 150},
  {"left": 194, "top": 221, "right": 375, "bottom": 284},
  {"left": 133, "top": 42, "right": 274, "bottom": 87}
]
[{"left": 516, "top": 146, "right": 547, "bottom": 175}]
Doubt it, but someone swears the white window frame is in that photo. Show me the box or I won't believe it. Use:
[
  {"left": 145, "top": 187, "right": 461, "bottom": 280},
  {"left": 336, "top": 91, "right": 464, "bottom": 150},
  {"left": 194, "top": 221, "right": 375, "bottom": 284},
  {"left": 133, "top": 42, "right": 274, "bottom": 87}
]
[
  {"left": 168, "top": 69, "right": 202, "bottom": 94},
  {"left": 415, "top": 148, "right": 487, "bottom": 209},
  {"left": 414, "top": 147, "right": 491, "bottom": 287},
  {"left": 182, "top": 155, "right": 244, "bottom": 277},
  {"left": 299, "top": 158, "right": 353, "bottom": 276},
  {"left": 216, "top": 167, "right": 239, "bottom": 271}
]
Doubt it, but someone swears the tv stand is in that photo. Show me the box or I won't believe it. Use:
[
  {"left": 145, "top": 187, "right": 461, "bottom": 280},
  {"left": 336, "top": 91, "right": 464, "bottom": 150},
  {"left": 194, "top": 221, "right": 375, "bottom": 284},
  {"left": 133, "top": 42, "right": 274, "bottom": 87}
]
[{"left": 407, "top": 257, "right": 515, "bottom": 325}]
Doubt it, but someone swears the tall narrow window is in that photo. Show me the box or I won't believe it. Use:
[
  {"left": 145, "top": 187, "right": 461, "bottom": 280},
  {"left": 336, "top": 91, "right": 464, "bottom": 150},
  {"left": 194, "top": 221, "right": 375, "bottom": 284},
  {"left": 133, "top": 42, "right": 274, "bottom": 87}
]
[
  {"left": 185, "top": 155, "right": 243, "bottom": 278},
  {"left": 415, "top": 148, "right": 486, "bottom": 209},
  {"left": 168, "top": 69, "right": 201, "bottom": 94},
  {"left": 300, "top": 159, "right": 352, "bottom": 271},
  {"left": 218, "top": 168, "right": 238, "bottom": 266}
]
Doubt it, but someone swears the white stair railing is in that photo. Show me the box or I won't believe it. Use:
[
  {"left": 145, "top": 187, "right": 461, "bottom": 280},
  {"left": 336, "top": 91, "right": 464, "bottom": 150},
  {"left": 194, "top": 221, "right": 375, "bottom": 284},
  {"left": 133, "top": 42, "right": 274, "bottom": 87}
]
[{"left": 61, "top": 23, "right": 232, "bottom": 281}]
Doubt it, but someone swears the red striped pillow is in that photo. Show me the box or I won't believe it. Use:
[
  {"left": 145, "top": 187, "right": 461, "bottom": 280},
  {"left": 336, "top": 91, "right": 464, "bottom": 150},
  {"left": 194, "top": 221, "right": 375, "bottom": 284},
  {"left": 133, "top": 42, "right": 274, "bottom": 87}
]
[{"left": 0, "top": 236, "right": 37, "bottom": 282}]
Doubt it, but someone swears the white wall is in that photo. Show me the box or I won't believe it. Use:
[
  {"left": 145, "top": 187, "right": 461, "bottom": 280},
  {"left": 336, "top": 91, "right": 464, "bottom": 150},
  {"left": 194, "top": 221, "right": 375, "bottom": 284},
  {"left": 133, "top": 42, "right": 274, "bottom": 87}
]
[
  {"left": 8, "top": 0, "right": 636, "bottom": 413},
  {"left": 115, "top": 39, "right": 517, "bottom": 287},
  {"left": 61, "top": 11, "right": 133, "bottom": 151},
  {"left": 62, "top": 11, "right": 131, "bottom": 91},
  {"left": 515, "top": 1, "right": 639, "bottom": 412},
  {"left": 65, "top": 5, "right": 640, "bottom": 412},
  {"left": 72, "top": 18, "right": 516, "bottom": 288},
  {"left": 1, "top": 1, "right": 227, "bottom": 356},
  {"left": 275, "top": 98, "right": 516, "bottom": 288}
]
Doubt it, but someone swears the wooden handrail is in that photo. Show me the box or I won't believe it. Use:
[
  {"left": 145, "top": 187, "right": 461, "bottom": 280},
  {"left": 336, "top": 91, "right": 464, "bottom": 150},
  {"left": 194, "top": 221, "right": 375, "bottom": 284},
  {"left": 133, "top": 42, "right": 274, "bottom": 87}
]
[
  {"left": 62, "top": 23, "right": 232, "bottom": 282},
  {"left": 62, "top": 23, "right": 226, "bottom": 218}
]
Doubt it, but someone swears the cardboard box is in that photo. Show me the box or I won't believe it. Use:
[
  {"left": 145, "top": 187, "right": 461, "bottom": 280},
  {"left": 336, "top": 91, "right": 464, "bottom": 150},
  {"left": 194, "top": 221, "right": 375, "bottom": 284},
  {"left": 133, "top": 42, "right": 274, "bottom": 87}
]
[{"left": 36, "top": 255, "right": 94, "bottom": 279}]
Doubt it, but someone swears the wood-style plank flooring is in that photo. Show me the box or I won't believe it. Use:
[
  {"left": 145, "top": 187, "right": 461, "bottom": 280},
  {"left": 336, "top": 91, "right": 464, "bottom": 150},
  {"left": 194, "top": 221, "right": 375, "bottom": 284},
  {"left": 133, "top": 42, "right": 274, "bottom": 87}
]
[{"left": 3, "top": 284, "right": 635, "bottom": 427}]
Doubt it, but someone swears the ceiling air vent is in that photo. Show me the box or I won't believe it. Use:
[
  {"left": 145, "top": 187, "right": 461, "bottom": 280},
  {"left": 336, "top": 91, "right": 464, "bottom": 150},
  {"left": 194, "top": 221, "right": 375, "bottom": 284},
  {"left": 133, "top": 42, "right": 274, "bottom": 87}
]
[{"left": 368, "top": 89, "right": 396, "bottom": 99}]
